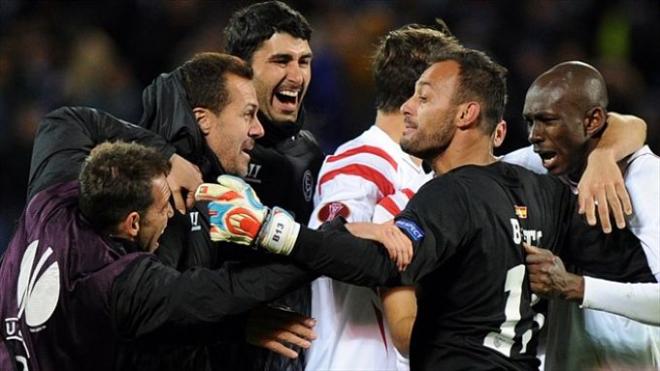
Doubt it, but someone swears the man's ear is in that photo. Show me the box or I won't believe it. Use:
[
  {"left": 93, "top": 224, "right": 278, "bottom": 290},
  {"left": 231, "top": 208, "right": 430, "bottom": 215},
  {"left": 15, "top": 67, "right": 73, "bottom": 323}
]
[
  {"left": 584, "top": 107, "right": 606, "bottom": 138},
  {"left": 492, "top": 120, "right": 507, "bottom": 148},
  {"left": 193, "top": 107, "right": 211, "bottom": 135},
  {"left": 118, "top": 211, "right": 140, "bottom": 239},
  {"left": 455, "top": 101, "right": 481, "bottom": 129}
]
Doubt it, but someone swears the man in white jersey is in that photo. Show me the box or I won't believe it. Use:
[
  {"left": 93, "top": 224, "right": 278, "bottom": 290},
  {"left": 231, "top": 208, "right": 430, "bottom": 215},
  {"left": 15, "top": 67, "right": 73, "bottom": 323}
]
[
  {"left": 305, "top": 23, "right": 459, "bottom": 371},
  {"left": 504, "top": 61, "right": 659, "bottom": 370}
]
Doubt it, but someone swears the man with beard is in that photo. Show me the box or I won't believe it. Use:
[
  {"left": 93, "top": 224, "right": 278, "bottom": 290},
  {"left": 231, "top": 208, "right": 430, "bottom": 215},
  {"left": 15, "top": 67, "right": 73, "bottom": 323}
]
[
  {"left": 305, "top": 23, "right": 458, "bottom": 371},
  {"left": 196, "top": 48, "right": 579, "bottom": 370},
  {"left": 0, "top": 53, "right": 318, "bottom": 371},
  {"left": 220, "top": 2, "right": 324, "bottom": 369},
  {"left": 504, "top": 61, "right": 659, "bottom": 370}
]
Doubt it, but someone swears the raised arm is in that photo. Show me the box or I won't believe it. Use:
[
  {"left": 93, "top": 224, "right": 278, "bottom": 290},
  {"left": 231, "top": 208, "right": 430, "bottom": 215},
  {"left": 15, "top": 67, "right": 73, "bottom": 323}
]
[
  {"left": 28, "top": 107, "right": 175, "bottom": 198},
  {"left": 27, "top": 106, "right": 201, "bottom": 211},
  {"left": 578, "top": 113, "right": 646, "bottom": 232}
]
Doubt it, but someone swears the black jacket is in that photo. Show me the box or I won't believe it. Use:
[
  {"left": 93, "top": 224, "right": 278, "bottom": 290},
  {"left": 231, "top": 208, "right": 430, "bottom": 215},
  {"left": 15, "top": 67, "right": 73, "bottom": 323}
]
[
  {"left": 231, "top": 108, "right": 323, "bottom": 370},
  {"left": 26, "top": 106, "right": 314, "bottom": 370},
  {"left": 246, "top": 110, "right": 324, "bottom": 223},
  {"left": 136, "top": 72, "right": 318, "bottom": 370}
]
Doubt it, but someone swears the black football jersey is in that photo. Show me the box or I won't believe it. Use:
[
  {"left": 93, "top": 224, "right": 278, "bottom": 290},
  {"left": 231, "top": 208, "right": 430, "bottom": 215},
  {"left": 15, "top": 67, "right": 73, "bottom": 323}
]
[{"left": 395, "top": 162, "right": 575, "bottom": 370}]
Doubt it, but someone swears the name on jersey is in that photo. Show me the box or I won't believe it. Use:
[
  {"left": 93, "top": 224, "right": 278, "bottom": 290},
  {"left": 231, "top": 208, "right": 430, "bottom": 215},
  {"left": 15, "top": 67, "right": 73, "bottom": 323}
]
[{"left": 510, "top": 218, "right": 542, "bottom": 245}]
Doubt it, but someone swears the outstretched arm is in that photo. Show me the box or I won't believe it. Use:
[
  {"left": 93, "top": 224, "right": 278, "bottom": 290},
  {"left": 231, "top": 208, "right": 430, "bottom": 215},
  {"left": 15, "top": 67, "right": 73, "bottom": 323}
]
[
  {"left": 345, "top": 221, "right": 413, "bottom": 271},
  {"left": 524, "top": 243, "right": 660, "bottom": 325},
  {"left": 578, "top": 113, "right": 646, "bottom": 233}
]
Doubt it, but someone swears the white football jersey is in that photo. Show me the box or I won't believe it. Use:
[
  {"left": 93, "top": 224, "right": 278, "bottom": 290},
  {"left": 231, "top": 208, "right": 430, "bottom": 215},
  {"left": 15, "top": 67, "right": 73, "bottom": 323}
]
[
  {"left": 306, "top": 125, "right": 431, "bottom": 371},
  {"left": 502, "top": 145, "right": 660, "bottom": 370}
]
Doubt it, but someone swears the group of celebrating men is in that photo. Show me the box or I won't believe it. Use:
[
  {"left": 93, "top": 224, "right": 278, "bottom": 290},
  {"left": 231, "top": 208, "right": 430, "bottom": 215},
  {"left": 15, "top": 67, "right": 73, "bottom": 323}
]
[{"left": 0, "top": 1, "right": 657, "bottom": 371}]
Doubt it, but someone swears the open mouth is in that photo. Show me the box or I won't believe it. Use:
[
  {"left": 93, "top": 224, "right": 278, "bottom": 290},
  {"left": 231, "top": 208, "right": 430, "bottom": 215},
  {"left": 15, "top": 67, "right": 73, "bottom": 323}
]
[
  {"left": 241, "top": 141, "right": 254, "bottom": 159},
  {"left": 273, "top": 88, "right": 301, "bottom": 113},
  {"left": 535, "top": 149, "right": 558, "bottom": 167}
]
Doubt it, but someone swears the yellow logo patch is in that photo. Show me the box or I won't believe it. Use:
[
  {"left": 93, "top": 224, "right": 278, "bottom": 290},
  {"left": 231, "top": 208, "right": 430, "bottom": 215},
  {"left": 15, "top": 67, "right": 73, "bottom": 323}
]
[{"left": 514, "top": 205, "right": 527, "bottom": 219}]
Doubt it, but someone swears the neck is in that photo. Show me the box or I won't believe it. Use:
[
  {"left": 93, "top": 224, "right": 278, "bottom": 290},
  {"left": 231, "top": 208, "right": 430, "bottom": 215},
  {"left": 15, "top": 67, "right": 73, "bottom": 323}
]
[
  {"left": 430, "top": 130, "right": 496, "bottom": 175},
  {"left": 567, "top": 138, "right": 600, "bottom": 182},
  {"left": 375, "top": 110, "right": 423, "bottom": 166},
  {"left": 257, "top": 110, "right": 304, "bottom": 146}
]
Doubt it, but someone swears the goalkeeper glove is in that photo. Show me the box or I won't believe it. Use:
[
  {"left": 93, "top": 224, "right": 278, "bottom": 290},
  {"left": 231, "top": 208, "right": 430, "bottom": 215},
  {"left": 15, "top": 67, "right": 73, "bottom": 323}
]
[{"left": 194, "top": 175, "right": 300, "bottom": 255}]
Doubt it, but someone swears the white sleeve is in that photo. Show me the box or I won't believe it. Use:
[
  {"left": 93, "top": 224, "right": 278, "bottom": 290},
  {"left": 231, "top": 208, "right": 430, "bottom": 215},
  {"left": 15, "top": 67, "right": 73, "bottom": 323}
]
[
  {"left": 373, "top": 190, "right": 413, "bottom": 224},
  {"left": 372, "top": 172, "right": 432, "bottom": 223},
  {"left": 581, "top": 276, "right": 660, "bottom": 325},
  {"left": 500, "top": 145, "right": 547, "bottom": 174},
  {"left": 308, "top": 150, "right": 398, "bottom": 229},
  {"left": 624, "top": 151, "right": 660, "bottom": 280}
]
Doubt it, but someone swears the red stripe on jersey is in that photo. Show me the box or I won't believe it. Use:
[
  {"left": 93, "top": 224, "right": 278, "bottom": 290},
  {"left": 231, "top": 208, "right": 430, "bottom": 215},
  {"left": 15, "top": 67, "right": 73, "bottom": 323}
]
[
  {"left": 379, "top": 196, "right": 401, "bottom": 217},
  {"left": 326, "top": 145, "right": 398, "bottom": 171},
  {"left": 402, "top": 188, "right": 415, "bottom": 199},
  {"left": 319, "top": 164, "right": 395, "bottom": 197}
]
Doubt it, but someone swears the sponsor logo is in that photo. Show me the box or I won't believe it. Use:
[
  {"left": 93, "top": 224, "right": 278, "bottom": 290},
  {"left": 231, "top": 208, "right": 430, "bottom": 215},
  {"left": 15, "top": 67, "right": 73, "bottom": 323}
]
[
  {"left": 395, "top": 219, "right": 425, "bottom": 242},
  {"left": 190, "top": 211, "right": 201, "bottom": 232},
  {"left": 317, "top": 202, "right": 351, "bottom": 222},
  {"left": 302, "top": 170, "right": 313, "bottom": 202},
  {"left": 3, "top": 240, "right": 60, "bottom": 364},
  {"left": 514, "top": 205, "right": 528, "bottom": 219},
  {"left": 245, "top": 163, "right": 262, "bottom": 184}
]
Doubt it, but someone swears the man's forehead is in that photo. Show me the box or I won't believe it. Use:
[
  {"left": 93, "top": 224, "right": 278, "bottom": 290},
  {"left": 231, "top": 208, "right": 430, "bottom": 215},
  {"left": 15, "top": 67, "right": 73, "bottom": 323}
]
[
  {"left": 227, "top": 74, "right": 258, "bottom": 102},
  {"left": 256, "top": 32, "right": 312, "bottom": 56},
  {"left": 525, "top": 81, "right": 567, "bottom": 111},
  {"left": 417, "top": 60, "right": 460, "bottom": 90},
  {"left": 152, "top": 176, "right": 171, "bottom": 202}
]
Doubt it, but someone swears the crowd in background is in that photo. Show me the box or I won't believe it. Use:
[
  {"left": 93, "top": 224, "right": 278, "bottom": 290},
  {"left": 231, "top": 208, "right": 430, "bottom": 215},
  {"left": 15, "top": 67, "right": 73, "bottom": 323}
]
[{"left": 1, "top": 0, "right": 658, "bottom": 251}]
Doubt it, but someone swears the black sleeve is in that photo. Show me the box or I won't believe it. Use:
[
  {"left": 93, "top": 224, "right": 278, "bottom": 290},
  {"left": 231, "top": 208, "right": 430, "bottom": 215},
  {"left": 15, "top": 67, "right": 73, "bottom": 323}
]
[
  {"left": 110, "top": 255, "right": 315, "bottom": 344},
  {"left": 395, "top": 176, "right": 471, "bottom": 283},
  {"left": 289, "top": 219, "right": 403, "bottom": 287},
  {"left": 289, "top": 176, "right": 470, "bottom": 287},
  {"left": 28, "top": 106, "right": 176, "bottom": 200}
]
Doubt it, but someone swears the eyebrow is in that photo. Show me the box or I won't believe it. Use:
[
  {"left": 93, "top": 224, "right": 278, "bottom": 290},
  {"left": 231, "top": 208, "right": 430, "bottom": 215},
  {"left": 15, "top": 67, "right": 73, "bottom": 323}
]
[{"left": 269, "top": 52, "right": 313, "bottom": 61}]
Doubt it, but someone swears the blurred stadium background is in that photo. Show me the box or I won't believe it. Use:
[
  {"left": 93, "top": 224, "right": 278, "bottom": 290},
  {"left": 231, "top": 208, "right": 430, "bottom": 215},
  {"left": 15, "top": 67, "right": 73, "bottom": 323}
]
[{"left": 1, "top": 0, "right": 658, "bottom": 253}]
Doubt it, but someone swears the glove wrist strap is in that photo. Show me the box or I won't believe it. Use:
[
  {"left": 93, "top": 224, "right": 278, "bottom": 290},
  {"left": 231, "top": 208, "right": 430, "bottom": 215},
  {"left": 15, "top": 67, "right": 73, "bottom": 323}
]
[{"left": 257, "top": 207, "right": 300, "bottom": 255}]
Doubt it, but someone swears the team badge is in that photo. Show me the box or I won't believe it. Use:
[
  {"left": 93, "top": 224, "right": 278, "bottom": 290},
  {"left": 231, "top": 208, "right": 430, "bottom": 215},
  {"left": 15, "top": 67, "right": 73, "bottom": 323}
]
[
  {"left": 317, "top": 202, "right": 350, "bottom": 222},
  {"left": 514, "top": 205, "right": 527, "bottom": 219}
]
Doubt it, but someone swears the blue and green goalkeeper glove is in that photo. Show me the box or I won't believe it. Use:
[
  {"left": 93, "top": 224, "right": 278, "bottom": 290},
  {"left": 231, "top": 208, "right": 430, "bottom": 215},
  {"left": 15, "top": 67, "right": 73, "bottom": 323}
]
[{"left": 194, "top": 175, "right": 300, "bottom": 255}]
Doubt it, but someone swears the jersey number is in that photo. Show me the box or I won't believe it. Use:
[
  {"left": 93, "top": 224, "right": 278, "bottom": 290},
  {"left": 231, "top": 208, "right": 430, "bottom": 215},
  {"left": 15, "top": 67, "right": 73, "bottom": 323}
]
[{"left": 483, "top": 264, "right": 543, "bottom": 357}]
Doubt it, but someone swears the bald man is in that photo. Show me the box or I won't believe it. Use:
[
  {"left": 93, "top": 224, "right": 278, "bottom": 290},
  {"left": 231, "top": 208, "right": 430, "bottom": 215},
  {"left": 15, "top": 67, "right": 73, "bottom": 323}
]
[{"left": 504, "top": 61, "right": 659, "bottom": 370}]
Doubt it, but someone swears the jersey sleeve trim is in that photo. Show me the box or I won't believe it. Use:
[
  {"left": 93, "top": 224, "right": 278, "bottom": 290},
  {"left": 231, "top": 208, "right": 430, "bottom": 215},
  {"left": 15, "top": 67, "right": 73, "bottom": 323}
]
[
  {"left": 326, "top": 145, "right": 398, "bottom": 171},
  {"left": 319, "top": 164, "right": 395, "bottom": 198},
  {"left": 379, "top": 196, "right": 402, "bottom": 217}
]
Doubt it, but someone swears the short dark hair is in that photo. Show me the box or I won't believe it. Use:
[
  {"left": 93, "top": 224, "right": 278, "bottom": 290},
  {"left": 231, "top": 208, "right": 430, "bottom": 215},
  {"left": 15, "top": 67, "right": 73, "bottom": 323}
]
[
  {"left": 373, "top": 20, "right": 461, "bottom": 113},
  {"left": 179, "top": 52, "right": 253, "bottom": 114},
  {"left": 224, "top": 1, "right": 312, "bottom": 62},
  {"left": 431, "top": 48, "right": 507, "bottom": 134},
  {"left": 79, "top": 141, "right": 171, "bottom": 234}
]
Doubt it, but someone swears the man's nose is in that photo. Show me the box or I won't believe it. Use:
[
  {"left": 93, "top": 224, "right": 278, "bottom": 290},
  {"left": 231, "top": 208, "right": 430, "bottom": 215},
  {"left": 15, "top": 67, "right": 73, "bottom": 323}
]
[
  {"left": 528, "top": 122, "right": 543, "bottom": 144},
  {"left": 401, "top": 96, "right": 415, "bottom": 116},
  {"left": 285, "top": 62, "right": 304, "bottom": 85},
  {"left": 250, "top": 116, "right": 265, "bottom": 138}
]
